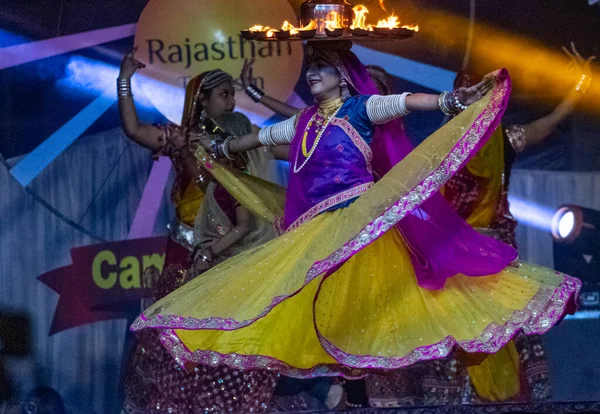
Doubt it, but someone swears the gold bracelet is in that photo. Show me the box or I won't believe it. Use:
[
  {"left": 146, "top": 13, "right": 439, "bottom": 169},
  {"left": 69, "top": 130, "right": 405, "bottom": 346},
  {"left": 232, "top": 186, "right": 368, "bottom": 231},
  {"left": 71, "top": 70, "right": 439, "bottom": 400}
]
[{"left": 575, "top": 74, "right": 591, "bottom": 94}]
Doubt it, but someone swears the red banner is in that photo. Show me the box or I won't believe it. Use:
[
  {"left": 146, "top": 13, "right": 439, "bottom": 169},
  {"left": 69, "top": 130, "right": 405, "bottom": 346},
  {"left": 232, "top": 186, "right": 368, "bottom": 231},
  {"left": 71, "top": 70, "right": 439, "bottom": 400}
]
[{"left": 38, "top": 236, "right": 169, "bottom": 335}]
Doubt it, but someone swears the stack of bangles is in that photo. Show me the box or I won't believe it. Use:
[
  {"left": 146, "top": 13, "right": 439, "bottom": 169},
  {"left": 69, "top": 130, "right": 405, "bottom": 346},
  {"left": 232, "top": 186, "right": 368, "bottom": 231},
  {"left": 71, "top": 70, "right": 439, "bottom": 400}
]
[
  {"left": 117, "top": 78, "right": 133, "bottom": 99},
  {"left": 438, "top": 90, "right": 468, "bottom": 116},
  {"left": 245, "top": 84, "right": 265, "bottom": 103},
  {"left": 210, "top": 136, "right": 235, "bottom": 160},
  {"left": 575, "top": 73, "right": 591, "bottom": 94}
]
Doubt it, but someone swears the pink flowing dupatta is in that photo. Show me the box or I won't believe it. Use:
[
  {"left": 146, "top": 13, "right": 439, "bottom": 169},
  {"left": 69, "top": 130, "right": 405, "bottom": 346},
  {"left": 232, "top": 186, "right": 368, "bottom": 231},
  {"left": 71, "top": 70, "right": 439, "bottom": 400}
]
[{"left": 300, "top": 48, "right": 518, "bottom": 290}]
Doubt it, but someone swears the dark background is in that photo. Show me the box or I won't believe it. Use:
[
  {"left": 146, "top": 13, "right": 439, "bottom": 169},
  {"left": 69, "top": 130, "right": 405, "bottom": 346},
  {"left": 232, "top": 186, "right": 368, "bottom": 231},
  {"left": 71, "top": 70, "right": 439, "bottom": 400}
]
[{"left": 1, "top": 0, "right": 599, "bottom": 170}]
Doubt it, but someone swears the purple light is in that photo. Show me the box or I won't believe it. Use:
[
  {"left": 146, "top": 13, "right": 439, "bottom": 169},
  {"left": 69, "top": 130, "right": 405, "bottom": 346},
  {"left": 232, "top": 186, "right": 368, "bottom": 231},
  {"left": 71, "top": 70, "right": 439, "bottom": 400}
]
[
  {"left": 0, "top": 24, "right": 136, "bottom": 70},
  {"left": 128, "top": 157, "right": 173, "bottom": 240}
]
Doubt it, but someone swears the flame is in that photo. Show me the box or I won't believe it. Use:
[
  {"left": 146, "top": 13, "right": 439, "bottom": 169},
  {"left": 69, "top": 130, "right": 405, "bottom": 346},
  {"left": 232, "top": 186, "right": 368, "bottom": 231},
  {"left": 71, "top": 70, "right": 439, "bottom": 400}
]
[
  {"left": 282, "top": 20, "right": 300, "bottom": 35},
  {"left": 376, "top": 13, "right": 400, "bottom": 29},
  {"left": 402, "top": 24, "right": 419, "bottom": 32},
  {"left": 298, "top": 20, "right": 317, "bottom": 31},
  {"left": 351, "top": 5, "right": 371, "bottom": 30},
  {"left": 324, "top": 11, "right": 343, "bottom": 30},
  {"left": 248, "top": 4, "right": 419, "bottom": 37},
  {"left": 248, "top": 25, "right": 270, "bottom": 33},
  {"left": 379, "top": 0, "right": 387, "bottom": 11}
]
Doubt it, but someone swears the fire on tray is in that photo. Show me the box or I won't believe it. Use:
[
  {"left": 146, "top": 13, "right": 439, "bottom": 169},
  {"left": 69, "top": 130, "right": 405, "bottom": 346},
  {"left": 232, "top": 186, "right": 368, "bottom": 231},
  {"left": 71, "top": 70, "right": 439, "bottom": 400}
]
[
  {"left": 373, "top": 13, "right": 420, "bottom": 36},
  {"left": 241, "top": 2, "right": 418, "bottom": 41}
]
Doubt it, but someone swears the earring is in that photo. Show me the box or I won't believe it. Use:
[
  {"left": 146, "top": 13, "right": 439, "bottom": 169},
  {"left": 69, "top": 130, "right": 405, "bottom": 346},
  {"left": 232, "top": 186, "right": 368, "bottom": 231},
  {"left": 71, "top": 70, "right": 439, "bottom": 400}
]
[
  {"left": 340, "top": 78, "right": 351, "bottom": 101},
  {"left": 199, "top": 108, "right": 207, "bottom": 129}
]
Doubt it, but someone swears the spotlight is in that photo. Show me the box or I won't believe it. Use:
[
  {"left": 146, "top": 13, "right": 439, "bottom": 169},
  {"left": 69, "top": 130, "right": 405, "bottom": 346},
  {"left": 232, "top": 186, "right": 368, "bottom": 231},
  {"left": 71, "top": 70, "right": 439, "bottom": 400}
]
[
  {"left": 508, "top": 196, "right": 554, "bottom": 232},
  {"left": 552, "top": 205, "right": 600, "bottom": 312},
  {"left": 551, "top": 205, "right": 595, "bottom": 243}
]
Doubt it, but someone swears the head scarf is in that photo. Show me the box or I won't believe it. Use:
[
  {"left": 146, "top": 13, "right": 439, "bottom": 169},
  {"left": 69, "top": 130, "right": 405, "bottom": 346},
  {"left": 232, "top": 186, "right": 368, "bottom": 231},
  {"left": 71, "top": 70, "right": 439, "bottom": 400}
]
[{"left": 181, "top": 69, "right": 233, "bottom": 129}]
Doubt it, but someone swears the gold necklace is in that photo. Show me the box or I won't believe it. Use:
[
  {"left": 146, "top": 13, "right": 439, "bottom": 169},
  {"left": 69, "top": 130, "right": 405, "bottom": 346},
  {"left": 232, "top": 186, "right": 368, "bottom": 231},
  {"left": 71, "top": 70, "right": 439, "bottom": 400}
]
[
  {"left": 300, "top": 97, "right": 343, "bottom": 157},
  {"left": 301, "top": 116, "right": 318, "bottom": 157},
  {"left": 295, "top": 105, "right": 342, "bottom": 173},
  {"left": 317, "top": 97, "right": 343, "bottom": 118}
]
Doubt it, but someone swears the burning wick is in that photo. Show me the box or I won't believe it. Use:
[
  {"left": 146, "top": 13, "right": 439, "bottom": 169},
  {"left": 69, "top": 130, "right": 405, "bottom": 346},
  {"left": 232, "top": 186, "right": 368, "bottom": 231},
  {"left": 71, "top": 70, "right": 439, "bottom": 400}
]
[
  {"left": 281, "top": 20, "right": 300, "bottom": 35},
  {"left": 376, "top": 14, "right": 400, "bottom": 29},
  {"left": 402, "top": 24, "right": 419, "bottom": 32},
  {"left": 351, "top": 5, "right": 372, "bottom": 30},
  {"left": 298, "top": 20, "right": 317, "bottom": 31},
  {"left": 248, "top": 25, "right": 270, "bottom": 33}
]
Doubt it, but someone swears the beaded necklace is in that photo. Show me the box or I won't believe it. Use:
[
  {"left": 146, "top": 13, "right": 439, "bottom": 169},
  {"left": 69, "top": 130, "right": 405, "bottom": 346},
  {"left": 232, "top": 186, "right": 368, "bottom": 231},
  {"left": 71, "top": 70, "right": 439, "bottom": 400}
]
[{"left": 293, "top": 97, "right": 343, "bottom": 173}]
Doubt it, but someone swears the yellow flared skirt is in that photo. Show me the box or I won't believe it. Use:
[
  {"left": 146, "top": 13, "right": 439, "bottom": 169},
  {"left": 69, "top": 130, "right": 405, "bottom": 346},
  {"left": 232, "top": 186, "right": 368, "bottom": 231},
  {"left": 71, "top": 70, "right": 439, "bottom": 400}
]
[
  {"left": 135, "top": 210, "right": 577, "bottom": 378},
  {"left": 133, "top": 70, "right": 579, "bottom": 377}
]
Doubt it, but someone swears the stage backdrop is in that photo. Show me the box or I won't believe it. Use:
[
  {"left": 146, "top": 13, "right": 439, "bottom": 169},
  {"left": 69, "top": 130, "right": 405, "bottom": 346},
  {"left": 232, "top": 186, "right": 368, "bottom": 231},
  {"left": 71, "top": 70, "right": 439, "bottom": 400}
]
[
  {"left": 0, "top": 128, "right": 173, "bottom": 413},
  {"left": 1, "top": 0, "right": 599, "bottom": 413}
]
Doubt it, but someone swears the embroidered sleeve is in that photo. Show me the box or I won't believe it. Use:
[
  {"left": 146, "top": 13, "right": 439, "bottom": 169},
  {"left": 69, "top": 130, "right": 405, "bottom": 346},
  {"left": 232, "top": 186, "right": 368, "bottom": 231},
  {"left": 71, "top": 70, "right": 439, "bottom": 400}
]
[
  {"left": 257, "top": 115, "right": 297, "bottom": 146},
  {"left": 366, "top": 93, "right": 412, "bottom": 125},
  {"left": 504, "top": 124, "right": 527, "bottom": 153}
]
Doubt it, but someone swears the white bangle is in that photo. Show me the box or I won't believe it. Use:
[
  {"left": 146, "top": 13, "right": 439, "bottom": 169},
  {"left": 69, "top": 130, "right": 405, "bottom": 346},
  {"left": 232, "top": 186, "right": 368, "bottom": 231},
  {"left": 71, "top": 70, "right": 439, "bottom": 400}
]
[
  {"left": 366, "top": 93, "right": 412, "bottom": 125},
  {"left": 257, "top": 116, "right": 296, "bottom": 146}
]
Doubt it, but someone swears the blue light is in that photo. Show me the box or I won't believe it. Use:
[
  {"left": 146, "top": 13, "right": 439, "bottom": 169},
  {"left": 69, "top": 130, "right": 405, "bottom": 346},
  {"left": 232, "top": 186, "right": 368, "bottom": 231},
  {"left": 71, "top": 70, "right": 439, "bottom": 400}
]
[
  {"left": 0, "top": 29, "right": 29, "bottom": 48},
  {"left": 353, "top": 45, "right": 456, "bottom": 92},
  {"left": 565, "top": 311, "right": 600, "bottom": 320},
  {"left": 10, "top": 88, "right": 117, "bottom": 187},
  {"left": 60, "top": 55, "right": 275, "bottom": 125},
  {"left": 60, "top": 56, "right": 156, "bottom": 110},
  {"left": 508, "top": 196, "right": 555, "bottom": 232}
]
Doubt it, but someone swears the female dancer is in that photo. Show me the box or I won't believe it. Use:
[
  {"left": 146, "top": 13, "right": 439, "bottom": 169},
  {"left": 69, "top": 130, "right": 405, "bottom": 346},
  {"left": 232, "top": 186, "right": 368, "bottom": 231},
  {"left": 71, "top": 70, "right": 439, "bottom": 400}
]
[
  {"left": 132, "top": 41, "right": 580, "bottom": 383},
  {"left": 118, "top": 48, "right": 233, "bottom": 262},
  {"left": 241, "top": 58, "right": 398, "bottom": 410},
  {"left": 119, "top": 51, "right": 278, "bottom": 413},
  {"left": 365, "top": 43, "right": 594, "bottom": 407},
  {"left": 431, "top": 42, "right": 595, "bottom": 404}
]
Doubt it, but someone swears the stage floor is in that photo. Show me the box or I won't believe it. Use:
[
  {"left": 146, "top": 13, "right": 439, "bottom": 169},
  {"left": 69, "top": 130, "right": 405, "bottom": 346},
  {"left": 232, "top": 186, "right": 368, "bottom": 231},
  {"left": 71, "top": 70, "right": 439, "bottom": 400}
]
[{"left": 302, "top": 401, "right": 600, "bottom": 413}]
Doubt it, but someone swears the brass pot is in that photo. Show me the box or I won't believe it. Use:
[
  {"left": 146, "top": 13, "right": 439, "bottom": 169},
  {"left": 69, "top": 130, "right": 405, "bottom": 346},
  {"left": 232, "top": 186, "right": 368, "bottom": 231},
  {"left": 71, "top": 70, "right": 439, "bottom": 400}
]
[{"left": 300, "top": 0, "right": 354, "bottom": 35}]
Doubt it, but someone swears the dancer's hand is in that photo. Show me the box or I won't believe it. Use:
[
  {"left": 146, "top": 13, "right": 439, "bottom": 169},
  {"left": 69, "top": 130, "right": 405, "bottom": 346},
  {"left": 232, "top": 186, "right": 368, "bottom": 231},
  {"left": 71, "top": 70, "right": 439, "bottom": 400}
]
[
  {"left": 193, "top": 248, "right": 213, "bottom": 275},
  {"left": 563, "top": 41, "right": 595, "bottom": 79},
  {"left": 119, "top": 47, "right": 146, "bottom": 79},
  {"left": 171, "top": 128, "right": 189, "bottom": 150},
  {"left": 199, "top": 135, "right": 213, "bottom": 151},
  {"left": 456, "top": 77, "right": 494, "bottom": 106},
  {"left": 241, "top": 58, "right": 256, "bottom": 88},
  {"left": 186, "top": 130, "right": 210, "bottom": 151}
]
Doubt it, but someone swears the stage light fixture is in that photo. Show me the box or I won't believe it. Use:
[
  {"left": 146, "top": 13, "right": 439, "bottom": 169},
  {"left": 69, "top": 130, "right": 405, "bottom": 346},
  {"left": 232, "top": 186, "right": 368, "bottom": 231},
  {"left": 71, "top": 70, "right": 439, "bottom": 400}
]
[
  {"left": 552, "top": 204, "right": 600, "bottom": 312},
  {"left": 551, "top": 205, "right": 597, "bottom": 244}
]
